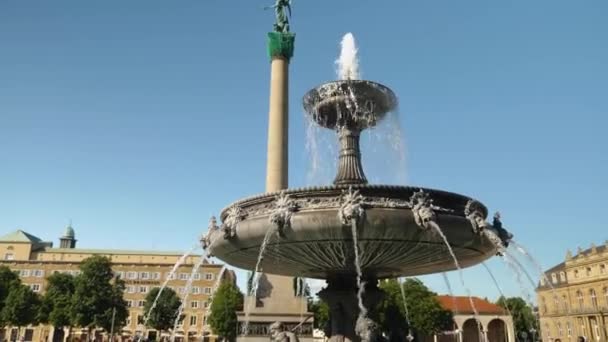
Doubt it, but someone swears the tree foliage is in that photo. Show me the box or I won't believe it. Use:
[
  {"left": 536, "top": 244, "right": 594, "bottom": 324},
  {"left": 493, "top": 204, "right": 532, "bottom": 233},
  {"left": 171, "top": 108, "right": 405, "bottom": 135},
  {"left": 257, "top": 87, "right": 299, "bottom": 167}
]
[
  {"left": 71, "top": 256, "right": 127, "bottom": 332},
  {"left": 208, "top": 282, "right": 243, "bottom": 342},
  {"left": 379, "top": 278, "right": 453, "bottom": 338},
  {"left": 308, "top": 299, "right": 329, "bottom": 330},
  {"left": 0, "top": 266, "right": 21, "bottom": 326},
  {"left": 39, "top": 273, "right": 76, "bottom": 329},
  {"left": 1, "top": 283, "right": 41, "bottom": 328},
  {"left": 496, "top": 296, "right": 537, "bottom": 336},
  {"left": 96, "top": 276, "right": 129, "bottom": 333},
  {"left": 143, "top": 287, "right": 182, "bottom": 333}
]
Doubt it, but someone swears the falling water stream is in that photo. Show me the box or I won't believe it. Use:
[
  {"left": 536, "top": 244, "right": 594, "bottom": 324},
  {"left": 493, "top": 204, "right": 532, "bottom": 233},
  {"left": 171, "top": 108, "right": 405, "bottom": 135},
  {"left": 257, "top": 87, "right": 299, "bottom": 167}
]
[
  {"left": 398, "top": 277, "right": 414, "bottom": 340},
  {"left": 350, "top": 220, "right": 368, "bottom": 321},
  {"left": 171, "top": 254, "right": 207, "bottom": 341},
  {"left": 142, "top": 246, "right": 198, "bottom": 329},
  {"left": 241, "top": 228, "right": 276, "bottom": 335},
  {"left": 429, "top": 222, "right": 483, "bottom": 340}
]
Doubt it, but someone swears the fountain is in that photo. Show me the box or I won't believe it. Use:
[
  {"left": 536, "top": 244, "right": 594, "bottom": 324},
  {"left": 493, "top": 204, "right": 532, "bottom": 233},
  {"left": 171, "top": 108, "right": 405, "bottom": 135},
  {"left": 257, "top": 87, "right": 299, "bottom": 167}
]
[{"left": 204, "top": 29, "right": 513, "bottom": 341}]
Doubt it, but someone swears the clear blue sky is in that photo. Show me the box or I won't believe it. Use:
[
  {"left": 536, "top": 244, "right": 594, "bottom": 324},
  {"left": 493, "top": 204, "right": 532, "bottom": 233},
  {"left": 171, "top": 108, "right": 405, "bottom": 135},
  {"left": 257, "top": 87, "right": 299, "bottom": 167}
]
[{"left": 1, "top": 0, "right": 607, "bottom": 300}]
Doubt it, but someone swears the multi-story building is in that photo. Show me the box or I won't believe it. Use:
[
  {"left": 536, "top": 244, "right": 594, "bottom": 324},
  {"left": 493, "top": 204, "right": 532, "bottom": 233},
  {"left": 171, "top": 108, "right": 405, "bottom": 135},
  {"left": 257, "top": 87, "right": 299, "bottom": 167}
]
[
  {"left": 537, "top": 242, "right": 608, "bottom": 341},
  {"left": 0, "top": 227, "right": 234, "bottom": 342}
]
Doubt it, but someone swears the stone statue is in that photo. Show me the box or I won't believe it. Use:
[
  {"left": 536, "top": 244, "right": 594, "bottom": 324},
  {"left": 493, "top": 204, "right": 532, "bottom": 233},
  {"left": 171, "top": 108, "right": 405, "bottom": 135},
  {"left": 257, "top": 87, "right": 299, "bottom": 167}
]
[
  {"left": 355, "top": 316, "right": 385, "bottom": 342},
  {"left": 265, "top": 0, "right": 292, "bottom": 33},
  {"left": 269, "top": 322, "right": 299, "bottom": 342}
]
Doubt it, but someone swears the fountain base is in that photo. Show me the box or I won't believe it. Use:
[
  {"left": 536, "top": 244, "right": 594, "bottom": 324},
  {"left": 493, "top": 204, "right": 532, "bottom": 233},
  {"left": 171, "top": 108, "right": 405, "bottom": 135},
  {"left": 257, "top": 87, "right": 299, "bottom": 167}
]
[{"left": 318, "top": 276, "right": 384, "bottom": 342}]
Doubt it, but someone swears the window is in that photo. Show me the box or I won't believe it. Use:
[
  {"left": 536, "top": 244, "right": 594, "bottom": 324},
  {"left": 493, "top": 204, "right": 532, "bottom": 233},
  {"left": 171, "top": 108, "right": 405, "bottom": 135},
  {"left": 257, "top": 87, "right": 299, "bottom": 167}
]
[
  {"left": 557, "top": 322, "right": 563, "bottom": 337},
  {"left": 191, "top": 301, "right": 199, "bottom": 309},
  {"left": 566, "top": 322, "right": 572, "bottom": 337},
  {"left": 127, "top": 286, "right": 136, "bottom": 294},
  {"left": 600, "top": 264, "right": 606, "bottom": 274},
  {"left": 203, "top": 301, "right": 209, "bottom": 308},
  {"left": 19, "top": 269, "right": 30, "bottom": 277},
  {"left": 193, "top": 272, "right": 201, "bottom": 280},
  {"left": 33, "top": 270, "right": 45, "bottom": 278},
  {"left": 127, "top": 272, "right": 137, "bottom": 280},
  {"left": 126, "top": 316, "right": 132, "bottom": 326},
  {"left": 574, "top": 269, "right": 579, "bottom": 278},
  {"left": 590, "top": 289, "right": 598, "bottom": 308},
  {"left": 177, "top": 287, "right": 185, "bottom": 294},
  {"left": 177, "top": 315, "right": 185, "bottom": 326},
  {"left": 540, "top": 277, "right": 546, "bottom": 286},
  {"left": 541, "top": 297, "right": 547, "bottom": 313},
  {"left": 139, "top": 286, "right": 148, "bottom": 294},
  {"left": 189, "top": 315, "right": 197, "bottom": 326},
  {"left": 553, "top": 296, "right": 559, "bottom": 309},
  {"left": 152, "top": 272, "right": 161, "bottom": 280},
  {"left": 4, "top": 253, "right": 14, "bottom": 260},
  {"left": 139, "top": 272, "right": 149, "bottom": 280},
  {"left": 137, "top": 315, "right": 144, "bottom": 325},
  {"left": 586, "top": 267, "right": 592, "bottom": 277},
  {"left": 203, "top": 287, "right": 212, "bottom": 295},
  {"left": 577, "top": 290, "right": 584, "bottom": 309},
  {"left": 192, "top": 287, "right": 200, "bottom": 294},
  {"left": 115, "top": 271, "right": 125, "bottom": 279},
  {"left": 562, "top": 295, "right": 568, "bottom": 311},
  {"left": 138, "top": 300, "right": 145, "bottom": 307},
  {"left": 205, "top": 273, "right": 214, "bottom": 281},
  {"left": 559, "top": 271, "right": 566, "bottom": 282},
  {"left": 551, "top": 273, "right": 557, "bottom": 284},
  {"left": 127, "top": 300, "right": 133, "bottom": 307},
  {"left": 179, "top": 273, "right": 189, "bottom": 280},
  {"left": 30, "top": 284, "right": 41, "bottom": 292},
  {"left": 604, "top": 287, "right": 608, "bottom": 305}
]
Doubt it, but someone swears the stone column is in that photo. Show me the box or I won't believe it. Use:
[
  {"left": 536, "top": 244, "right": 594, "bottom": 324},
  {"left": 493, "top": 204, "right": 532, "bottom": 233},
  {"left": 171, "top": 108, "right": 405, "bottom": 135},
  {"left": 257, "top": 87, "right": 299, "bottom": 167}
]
[{"left": 265, "top": 54, "right": 289, "bottom": 192}]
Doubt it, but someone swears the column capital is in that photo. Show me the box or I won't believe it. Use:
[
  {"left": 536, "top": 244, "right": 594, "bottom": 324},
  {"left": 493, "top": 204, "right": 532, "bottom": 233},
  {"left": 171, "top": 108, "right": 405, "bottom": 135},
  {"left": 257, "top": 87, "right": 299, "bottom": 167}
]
[{"left": 268, "top": 32, "right": 296, "bottom": 61}]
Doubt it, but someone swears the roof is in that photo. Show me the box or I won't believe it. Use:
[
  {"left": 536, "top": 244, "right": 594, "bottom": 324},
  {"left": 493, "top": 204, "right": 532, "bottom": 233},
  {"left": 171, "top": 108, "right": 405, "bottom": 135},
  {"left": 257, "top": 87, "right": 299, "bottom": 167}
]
[
  {"left": 436, "top": 295, "right": 507, "bottom": 315},
  {"left": 62, "top": 225, "right": 75, "bottom": 239},
  {"left": 0, "top": 230, "right": 44, "bottom": 243}
]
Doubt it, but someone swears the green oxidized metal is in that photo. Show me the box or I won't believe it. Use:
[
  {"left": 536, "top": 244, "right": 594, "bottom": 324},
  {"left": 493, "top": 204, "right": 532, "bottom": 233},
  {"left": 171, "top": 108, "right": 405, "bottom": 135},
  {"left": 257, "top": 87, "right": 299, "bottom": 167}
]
[{"left": 268, "top": 32, "right": 295, "bottom": 60}]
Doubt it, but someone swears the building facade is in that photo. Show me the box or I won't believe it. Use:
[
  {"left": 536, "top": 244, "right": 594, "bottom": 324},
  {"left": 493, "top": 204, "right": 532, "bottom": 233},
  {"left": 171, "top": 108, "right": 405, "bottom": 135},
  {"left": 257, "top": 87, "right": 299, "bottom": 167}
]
[
  {"left": 433, "top": 296, "right": 515, "bottom": 342},
  {"left": 0, "top": 228, "right": 232, "bottom": 342},
  {"left": 537, "top": 242, "right": 608, "bottom": 341}
]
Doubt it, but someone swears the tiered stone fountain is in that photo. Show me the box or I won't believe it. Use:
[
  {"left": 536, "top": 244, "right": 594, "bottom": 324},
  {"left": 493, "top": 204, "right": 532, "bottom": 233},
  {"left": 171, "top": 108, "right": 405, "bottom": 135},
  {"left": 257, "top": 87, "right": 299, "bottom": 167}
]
[{"left": 205, "top": 74, "right": 512, "bottom": 341}]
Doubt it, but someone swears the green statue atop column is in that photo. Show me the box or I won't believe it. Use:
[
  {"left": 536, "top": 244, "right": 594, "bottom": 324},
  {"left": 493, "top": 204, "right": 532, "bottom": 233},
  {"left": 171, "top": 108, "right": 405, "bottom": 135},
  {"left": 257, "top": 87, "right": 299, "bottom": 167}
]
[{"left": 265, "top": 0, "right": 295, "bottom": 61}]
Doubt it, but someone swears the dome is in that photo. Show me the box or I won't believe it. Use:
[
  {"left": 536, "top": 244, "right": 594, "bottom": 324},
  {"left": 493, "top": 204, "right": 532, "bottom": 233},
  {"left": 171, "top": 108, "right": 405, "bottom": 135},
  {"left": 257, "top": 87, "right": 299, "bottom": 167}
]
[{"left": 62, "top": 225, "right": 75, "bottom": 239}]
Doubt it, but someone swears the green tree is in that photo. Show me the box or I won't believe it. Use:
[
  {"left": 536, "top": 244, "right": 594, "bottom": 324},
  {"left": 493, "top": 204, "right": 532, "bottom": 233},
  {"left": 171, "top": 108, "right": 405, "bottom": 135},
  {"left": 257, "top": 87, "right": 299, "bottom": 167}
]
[
  {"left": 1, "top": 284, "right": 41, "bottom": 341},
  {"left": 39, "top": 273, "right": 76, "bottom": 338},
  {"left": 308, "top": 299, "right": 329, "bottom": 330},
  {"left": 96, "top": 276, "right": 129, "bottom": 336},
  {"left": 208, "top": 282, "right": 243, "bottom": 342},
  {"left": 71, "top": 256, "right": 126, "bottom": 339},
  {"left": 379, "top": 278, "right": 453, "bottom": 339},
  {"left": 143, "top": 287, "right": 182, "bottom": 337},
  {"left": 497, "top": 296, "right": 537, "bottom": 337},
  {"left": 0, "top": 266, "right": 21, "bottom": 326}
]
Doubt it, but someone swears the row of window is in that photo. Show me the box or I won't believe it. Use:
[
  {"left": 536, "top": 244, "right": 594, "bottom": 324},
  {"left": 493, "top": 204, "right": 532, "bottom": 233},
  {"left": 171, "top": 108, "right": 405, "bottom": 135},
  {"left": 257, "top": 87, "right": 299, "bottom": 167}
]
[
  {"left": 115, "top": 271, "right": 214, "bottom": 281},
  {"left": 127, "top": 300, "right": 209, "bottom": 309},
  {"left": 127, "top": 314, "right": 206, "bottom": 327},
  {"left": 12, "top": 269, "right": 215, "bottom": 281},
  {"left": 125, "top": 285, "right": 213, "bottom": 295},
  {"left": 545, "top": 317, "right": 603, "bottom": 340},
  {"left": 541, "top": 287, "right": 608, "bottom": 313},
  {"left": 545, "top": 264, "right": 607, "bottom": 285}
]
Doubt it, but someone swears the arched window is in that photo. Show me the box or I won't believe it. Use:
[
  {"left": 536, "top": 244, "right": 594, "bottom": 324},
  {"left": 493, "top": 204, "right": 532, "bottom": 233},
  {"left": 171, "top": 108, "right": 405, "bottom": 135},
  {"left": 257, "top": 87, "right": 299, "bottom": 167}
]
[
  {"left": 566, "top": 322, "right": 572, "bottom": 337},
  {"left": 559, "top": 271, "right": 566, "bottom": 282},
  {"left": 574, "top": 269, "right": 579, "bottom": 278},
  {"left": 577, "top": 290, "right": 584, "bottom": 309},
  {"left": 540, "top": 277, "right": 546, "bottom": 286},
  {"left": 554, "top": 295, "right": 560, "bottom": 309},
  {"left": 541, "top": 297, "right": 547, "bottom": 313},
  {"left": 600, "top": 264, "right": 606, "bottom": 274},
  {"left": 590, "top": 289, "right": 598, "bottom": 308},
  {"left": 561, "top": 295, "right": 568, "bottom": 312},
  {"left": 552, "top": 273, "right": 558, "bottom": 283},
  {"left": 586, "top": 267, "right": 592, "bottom": 277},
  {"left": 545, "top": 323, "right": 551, "bottom": 339},
  {"left": 557, "top": 322, "right": 563, "bottom": 336}
]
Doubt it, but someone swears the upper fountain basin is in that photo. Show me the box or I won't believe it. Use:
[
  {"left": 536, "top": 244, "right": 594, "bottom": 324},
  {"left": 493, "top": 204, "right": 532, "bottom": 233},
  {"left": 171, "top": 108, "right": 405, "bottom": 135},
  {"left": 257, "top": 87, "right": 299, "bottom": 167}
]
[
  {"left": 206, "top": 184, "right": 500, "bottom": 279},
  {"left": 303, "top": 80, "right": 398, "bottom": 130}
]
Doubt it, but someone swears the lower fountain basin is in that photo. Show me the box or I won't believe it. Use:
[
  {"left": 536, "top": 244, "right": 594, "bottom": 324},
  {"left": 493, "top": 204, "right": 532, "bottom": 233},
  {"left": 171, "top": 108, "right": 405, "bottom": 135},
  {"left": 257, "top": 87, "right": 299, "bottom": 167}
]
[{"left": 207, "top": 184, "right": 499, "bottom": 279}]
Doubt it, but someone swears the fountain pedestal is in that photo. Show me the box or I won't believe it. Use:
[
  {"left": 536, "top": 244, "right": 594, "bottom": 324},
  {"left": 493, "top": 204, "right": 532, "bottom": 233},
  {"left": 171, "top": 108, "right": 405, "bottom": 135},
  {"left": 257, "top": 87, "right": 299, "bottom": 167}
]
[{"left": 318, "top": 277, "right": 384, "bottom": 342}]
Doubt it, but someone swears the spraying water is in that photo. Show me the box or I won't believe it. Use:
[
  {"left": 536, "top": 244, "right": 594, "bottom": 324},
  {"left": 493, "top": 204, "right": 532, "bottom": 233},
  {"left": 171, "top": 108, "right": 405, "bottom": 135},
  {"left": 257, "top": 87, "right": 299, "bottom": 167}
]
[
  {"left": 336, "top": 33, "right": 360, "bottom": 80},
  {"left": 241, "top": 228, "right": 276, "bottom": 335},
  {"left": 171, "top": 255, "right": 207, "bottom": 341},
  {"left": 429, "top": 223, "right": 483, "bottom": 340},
  {"left": 200, "top": 266, "right": 227, "bottom": 336},
  {"left": 350, "top": 220, "right": 367, "bottom": 318},
  {"left": 398, "top": 277, "right": 414, "bottom": 340},
  {"left": 142, "top": 246, "right": 198, "bottom": 328}
]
